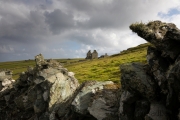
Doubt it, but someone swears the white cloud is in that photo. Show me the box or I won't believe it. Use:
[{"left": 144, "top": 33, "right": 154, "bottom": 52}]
[
  {"left": 0, "top": 0, "right": 180, "bottom": 62},
  {"left": 0, "top": 45, "right": 14, "bottom": 53}
]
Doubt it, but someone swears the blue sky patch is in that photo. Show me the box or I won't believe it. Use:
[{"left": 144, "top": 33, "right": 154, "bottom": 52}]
[{"left": 158, "top": 8, "right": 180, "bottom": 18}]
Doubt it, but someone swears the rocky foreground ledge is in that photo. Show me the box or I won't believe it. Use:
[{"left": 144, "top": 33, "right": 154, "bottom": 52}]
[
  {"left": 1, "top": 20, "right": 180, "bottom": 120},
  {"left": 0, "top": 54, "right": 119, "bottom": 120}
]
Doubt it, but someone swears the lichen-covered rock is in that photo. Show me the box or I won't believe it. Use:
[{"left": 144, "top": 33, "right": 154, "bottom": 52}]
[
  {"left": 0, "top": 54, "right": 79, "bottom": 120},
  {"left": 130, "top": 20, "right": 180, "bottom": 60},
  {"left": 127, "top": 20, "right": 180, "bottom": 120}
]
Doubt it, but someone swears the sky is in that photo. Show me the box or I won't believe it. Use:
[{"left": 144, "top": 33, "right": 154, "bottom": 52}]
[{"left": 0, "top": 0, "right": 180, "bottom": 62}]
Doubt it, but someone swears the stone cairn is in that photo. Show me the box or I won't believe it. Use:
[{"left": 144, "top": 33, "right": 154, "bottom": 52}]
[{"left": 1, "top": 20, "right": 180, "bottom": 120}]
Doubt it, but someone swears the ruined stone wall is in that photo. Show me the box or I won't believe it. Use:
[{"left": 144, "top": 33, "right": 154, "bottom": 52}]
[
  {"left": 86, "top": 50, "right": 92, "bottom": 59},
  {"left": 92, "top": 50, "right": 98, "bottom": 59},
  {"left": 86, "top": 50, "right": 98, "bottom": 59}
]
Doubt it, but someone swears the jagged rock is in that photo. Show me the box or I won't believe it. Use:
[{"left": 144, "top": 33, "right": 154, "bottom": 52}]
[
  {"left": 71, "top": 81, "right": 114, "bottom": 115},
  {"left": 130, "top": 20, "right": 180, "bottom": 60},
  {"left": 0, "top": 54, "right": 79, "bottom": 120},
  {"left": 147, "top": 46, "right": 169, "bottom": 86},
  {"left": 88, "top": 83, "right": 120, "bottom": 120},
  {"left": 128, "top": 20, "right": 180, "bottom": 120},
  {"left": 120, "top": 62, "right": 156, "bottom": 101},
  {"left": 0, "top": 54, "right": 121, "bottom": 120}
]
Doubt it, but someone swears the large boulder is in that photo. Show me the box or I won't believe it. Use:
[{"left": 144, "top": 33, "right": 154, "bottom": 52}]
[
  {"left": 119, "top": 62, "right": 155, "bottom": 120},
  {"left": 0, "top": 54, "right": 79, "bottom": 120},
  {"left": 126, "top": 20, "right": 180, "bottom": 120},
  {"left": 120, "top": 62, "right": 156, "bottom": 101},
  {"left": 71, "top": 81, "right": 120, "bottom": 120}
]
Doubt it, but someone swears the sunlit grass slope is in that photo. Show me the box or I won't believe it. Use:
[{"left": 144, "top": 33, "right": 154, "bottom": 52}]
[
  {"left": 65, "top": 43, "right": 151, "bottom": 83},
  {"left": 0, "top": 58, "right": 83, "bottom": 80},
  {"left": 0, "top": 43, "right": 151, "bottom": 83}
]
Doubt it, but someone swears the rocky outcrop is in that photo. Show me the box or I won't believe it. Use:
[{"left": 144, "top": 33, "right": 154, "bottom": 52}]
[
  {"left": 0, "top": 54, "right": 80, "bottom": 120},
  {"left": 1, "top": 20, "right": 180, "bottom": 120},
  {"left": 0, "top": 54, "right": 119, "bottom": 120},
  {"left": 117, "top": 20, "right": 180, "bottom": 120},
  {"left": 71, "top": 81, "right": 120, "bottom": 120}
]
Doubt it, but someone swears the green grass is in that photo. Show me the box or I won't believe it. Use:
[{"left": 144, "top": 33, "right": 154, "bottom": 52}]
[
  {"left": 0, "top": 58, "right": 84, "bottom": 80},
  {"left": 0, "top": 43, "right": 150, "bottom": 83},
  {"left": 65, "top": 43, "right": 149, "bottom": 83}
]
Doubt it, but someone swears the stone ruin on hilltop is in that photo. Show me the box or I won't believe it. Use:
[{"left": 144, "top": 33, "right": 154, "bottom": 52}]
[
  {"left": 86, "top": 50, "right": 98, "bottom": 59},
  {"left": 1, "top": 20, "right": 180, "bottom": 120},
  {"left": 85, "top": 50, "right": 108, "bottom": 59}
]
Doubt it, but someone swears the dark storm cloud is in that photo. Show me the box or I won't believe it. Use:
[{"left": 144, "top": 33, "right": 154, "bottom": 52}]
[
  {"left": 65, "top": 0, "right": 149, "bottom": 29},
  {"left": 44, "top": 9, "right": 74, "bottom": 34},
  {"left": 0, "top": 9, "right": 48, "bottom": 43},
  {"left": 0, "top": 0, "right": 179, "bottom": 62}
]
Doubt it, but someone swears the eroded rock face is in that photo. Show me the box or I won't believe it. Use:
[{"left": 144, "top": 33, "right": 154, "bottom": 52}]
[
  {"left": 0, "top": 54, "right": 120, "bottom": 120},
  {"left": 72, "top": 81, "right": 113, "bottom": 114},
  {"left": 119, "top": 63, "right": 153, "bottom": 120},
  {"left": 119, "top": 20, "right": 180, "bottom": 120},
  {"left": 120, "top": 63, "right": 156, "bottom": 101},
  {"left": 130, "top": 20, "right": 180, "bottom": 60},
  {"left": 0, "top": 54, "right": 79, "bottom": 120},
  {"left": 71, "top": 81, "right": 120, "bottom": 120}
]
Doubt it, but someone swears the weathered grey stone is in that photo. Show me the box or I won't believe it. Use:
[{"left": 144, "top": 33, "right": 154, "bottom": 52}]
[
  {"left": 0, "top": 54, "right": 80, "bottom": 120},
  {"left": 147, "top": 46, "right": 168, "bottom": 86},
  {"left": 88, "top": 84, "right": 119, "bottom": 120},
  {"left": 71, "top": 81, "right": 113, "bottom": 115}
]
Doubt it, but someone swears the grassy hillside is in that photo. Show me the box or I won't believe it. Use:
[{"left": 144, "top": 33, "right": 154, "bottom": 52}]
[
  {"left": 65, "top": 43, "right": 150, "bottom": 83},
  {"left": 0, "top": 43, "right": 151, "bottom": 83},
  {"left": 0, "top": 58, "right": 84, "bottom": 80}
]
